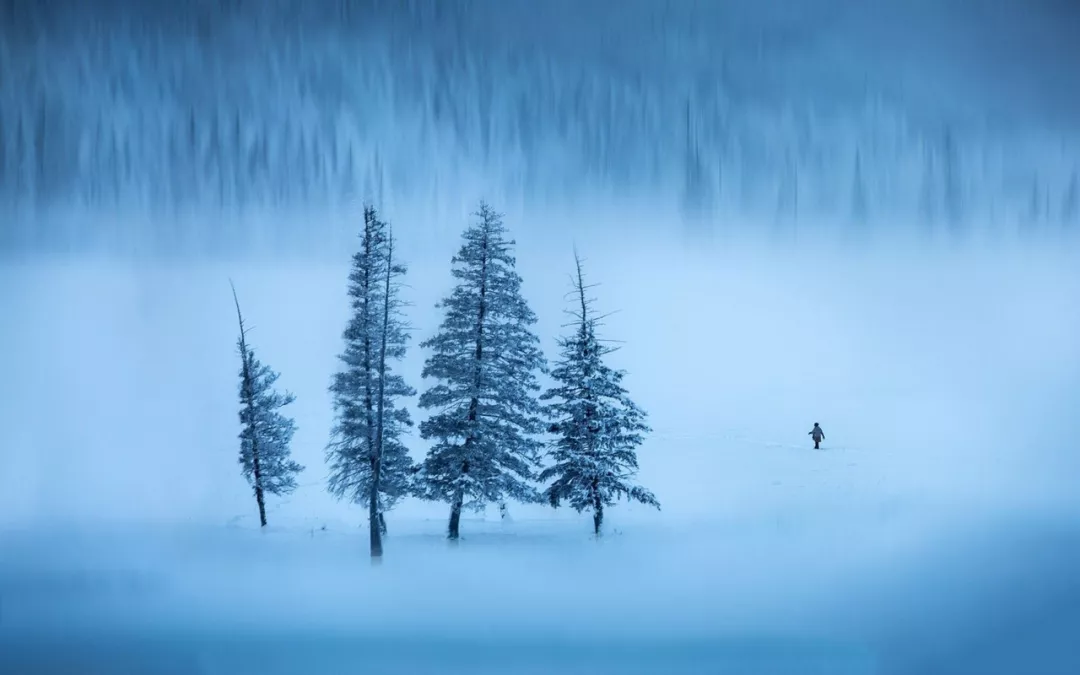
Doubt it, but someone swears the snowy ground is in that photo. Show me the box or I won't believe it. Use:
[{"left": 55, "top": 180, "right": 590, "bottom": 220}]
[
  {"left": 2, "top": 506, "right": 1079, "bottom": 674},
  {"left": 1, "top": 231, "right": 1079, "bottom": 673}
]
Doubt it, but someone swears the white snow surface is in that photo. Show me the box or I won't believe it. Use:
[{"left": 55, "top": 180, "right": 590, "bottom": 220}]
[{"left": 1, "top": 228, "right": 1079, "bottom": 673}]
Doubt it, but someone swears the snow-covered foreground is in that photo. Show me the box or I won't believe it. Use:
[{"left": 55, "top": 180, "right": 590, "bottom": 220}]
[
  {"left": 1, "top": 233, "right": 1078, "bottom": 672},
  {"left": 2, "top": 506, "right": 1079, "bottom": 674}
]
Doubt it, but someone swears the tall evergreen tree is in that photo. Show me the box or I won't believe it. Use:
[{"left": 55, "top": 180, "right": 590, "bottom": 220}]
[
  {"left": 232, "top": 282, "right": 304, "bottom": 528},
  {"left": 327, "top": 206, "right": 415, "bottom": 557},
  {"left": 417, "top": 201, "right": 547, "bottom": 540},
  {"left": 540, "top": 254, "right": 658, "bottom": 536}
]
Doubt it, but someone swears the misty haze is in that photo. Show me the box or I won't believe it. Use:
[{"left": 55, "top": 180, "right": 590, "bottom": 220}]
[{"left": 1, "top": 2, "right": 1079, "bottom": 674}]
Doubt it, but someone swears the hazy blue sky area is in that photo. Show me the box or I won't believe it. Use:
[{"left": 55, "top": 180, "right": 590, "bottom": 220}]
[{"left": 1, "top": 1, "right": 1079, "bottom": 674}]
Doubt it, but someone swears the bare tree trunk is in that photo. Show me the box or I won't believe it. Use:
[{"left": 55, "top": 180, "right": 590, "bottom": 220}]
[
  {"left": 591, "top": 478, "right": 603, "bottom": 536},
  {"left": 593, "top": 495, "right": 603, "bottom": 536},
  {"left": 368, "top": 465, "right": 382, "bottom": 557},
  {"left": 254, "top": 476, "right": 267, "bottom": 527},
  {"left": 448, "top": 490, "right": 464, "bottom": 540}
]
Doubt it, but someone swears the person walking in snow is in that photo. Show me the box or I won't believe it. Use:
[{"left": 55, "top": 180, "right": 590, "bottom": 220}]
[{"left": 809, "top": 422, "right": 825, "bottom": 449}]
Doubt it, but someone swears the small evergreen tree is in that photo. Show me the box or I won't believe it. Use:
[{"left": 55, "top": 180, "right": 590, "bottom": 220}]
[
  {"left": 326, "top": 206, "right": 415, "bottom": 557},
  {"left": 232, "top": 282, "right": 304, "bottom": 528},
  {"left": 416, "top": 201, "right": 547, "bottom": 540},
  {"left": 540, "top": 254, "right": 658, "bottom": 536}
]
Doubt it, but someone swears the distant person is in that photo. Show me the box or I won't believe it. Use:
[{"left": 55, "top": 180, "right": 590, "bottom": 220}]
[{"left": 809, "top": 423, "right": 825, "bottom": 449}]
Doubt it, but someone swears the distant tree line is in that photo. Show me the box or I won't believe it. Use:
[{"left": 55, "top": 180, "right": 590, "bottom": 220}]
[
  {"left": 3, "top": 0, "right": 1079, "bottom": 252},
  {"left": 230, "top": 201, "right": 659, "bottom": 557}
]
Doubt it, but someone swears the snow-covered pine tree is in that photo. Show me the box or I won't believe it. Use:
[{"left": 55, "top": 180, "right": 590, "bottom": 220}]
[
  {"left": 231, "top": 282, "right": 304, "bottom": 528},
  {"left": 417, "top": 201, "right": 547, "bottom": 540},
  {"left": 326, "top": 206, "right": 415, "bottom": 558},
  {"left": 540, "top": 254, "right": 658, "bottom": 536}
]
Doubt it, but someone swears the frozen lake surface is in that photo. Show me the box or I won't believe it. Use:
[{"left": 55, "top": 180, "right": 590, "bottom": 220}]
[{"left": 2, "top": 507, "right": 1079, "bottom": 674}]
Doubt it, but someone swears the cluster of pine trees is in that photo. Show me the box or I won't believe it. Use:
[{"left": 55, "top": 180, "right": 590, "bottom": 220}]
[{"left": 230, "top": 201, "right": 658, "bottom": 557}]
